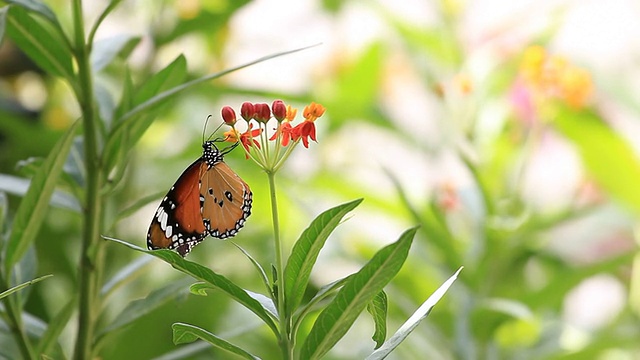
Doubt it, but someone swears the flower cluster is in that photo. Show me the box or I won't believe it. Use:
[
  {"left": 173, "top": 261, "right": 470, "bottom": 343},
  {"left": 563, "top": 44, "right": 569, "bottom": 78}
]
[
  {"left": 220, "top": 100, "right": 325, "bottom": 172},
  {"left": 514, "top": 45, "right": 593, "bottom": 114}
]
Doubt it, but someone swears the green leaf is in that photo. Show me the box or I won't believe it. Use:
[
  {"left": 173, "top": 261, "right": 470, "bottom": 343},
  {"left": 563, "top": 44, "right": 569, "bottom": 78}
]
[
  {"left": 102, "top": 55, "right": 187, "bottom": 172},
  {"left": 36, "top": 295, "right": 77, "bottom": 357},
  {"left": 0, "top": 174, "right": 81, "bottom": 212},
  {"left": 554, "top": 109, "right": 640, "bottom": 214},
  {"left": 366, "top": 291, "right": 388, "bottom": 349},
  {"left": 4, "top": 121, "right": 79, "bottom": 275},
  {"left": 4, "top": 0, "right": 57, "bottom": 24},
  {"left": 0, "top": 274, "right": 51, "bottom": 300},
  {"left": 300, "top": 226, "right": 418, "bottom": 360},
  {"left": 91, "top": 34, "right": 140, "bottom": 72},
  {"left": 5, "top": 6, "right": 72, "bottom": 79},
  {"left": 189, "top": 282, "right": 211, "bottom": 296},
  {"left": 232, "top": 242, "right": 272, "bottom": 297},
  {"left": 0, "top": 7, "right": 8, "bottom": 43},
  {"left": 284, "top": 198, "right": 363, "bottom": 315},
  {"left": 172, "top": 323, "right": 261, "bottom": 360},
  {"left": 100, "top": 256, "right": 154, "bottom": 299},
  {"left": 100, "top": 278, "right": 191, "bottom": 335},
  {"left": 103, "top": 44, "right": 318, "bottom": 173},
  {"left": 133, "top": 55, "right": 187, "bottom": 106},
  {"left": 105, "top": 236, "right": 279, "bottom": 334},
  {"left": 366, "top": 267, "right": 463, "bottom": 360},
  {"left": 293, "top": 274, "right": 354, "bottom": 334}
]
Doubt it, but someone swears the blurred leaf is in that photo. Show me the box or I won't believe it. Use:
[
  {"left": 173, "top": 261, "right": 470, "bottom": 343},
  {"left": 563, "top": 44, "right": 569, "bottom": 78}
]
[
  {"left": 366, "top": 291, "right": 388, "bottom": 349},
  {"left": 91, "top": 34, "right": 140, "bottom": 72},
  {"left": 101, "top": 255, "right": 154, "bottom": 299},
  {"left": 105, "top": 236, "right": 279, "bottom": 334},
  {"left": 172, "top": 323, "right": 261, "bottom": 360},
  {"left": 0, "top": 7, "right": 7, "bottom": 42},
  {"left": 110, "top": 191, "right": 165, "bottom": 229},
  {"left": 366, "top": 267, "right": 463, "bottom": 360},
  {"left": 0, "top": 174, "right": 82, "bottom": 213},
  {"left": 0, "top": 192, "right": 7, "bottom": 236},
  {"left": 4, "top": 0, "right": 58, "bottom": 25},
  {"left": 386, "top": 169, "right": 461, "bottom": 268},
  {"left": 95, "top": 81, "right": 116, "bottom": 128},
  {"left": 388, "top": 20, "right": 462, "bottom": 69},
  {"left": 100, "top": 278, "right": 191, "bottom": 335},
  {"left": 3, "top": 121, "right": 79, "bottom": 276},
  {"left": 554, "top": 109, "right": 640, "bottom": 214},
  {"left": 321, "top": 42, "right": 386, "bottom": 130},
  {"left": 0, "top": 274, "right": 51, "bottom": 300},
  {"left": 154, "top": 1, "right": 250, "bottom": 46},
  {"left": 526, "top": 251, "right": 634, "bottom": 308},
  {"left": 5, "top": 6, "right": 72, "bottom": 79},
  {"left": 36, "top": 295, "right": 77, "bottom": 357},
  {"left": 232, "top": 242, "right": 271, "bottom": 297},
  {"left": 133, "top": 55, "right": 187, "bottom": 106},
  {"left": 103, "top": 55, "right": 187, "bottom": 172},
  {"left": 284, "top": 198, "right": 363, "bottom": 315},
  {"left": 191, "top": 279, "right": 278, "bottom": 319},
  {"left": 300, "top": 226, "right": 417, "bottom": 360}
]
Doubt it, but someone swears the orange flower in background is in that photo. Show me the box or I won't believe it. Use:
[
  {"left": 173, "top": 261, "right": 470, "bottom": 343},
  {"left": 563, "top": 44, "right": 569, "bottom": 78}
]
[{"left": 513, "top": 45, "right": 593, "bottom": 122}]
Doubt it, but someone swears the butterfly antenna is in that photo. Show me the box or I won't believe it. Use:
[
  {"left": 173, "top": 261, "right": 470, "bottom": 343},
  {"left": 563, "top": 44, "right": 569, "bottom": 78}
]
[
  {"left": 202, "top": 115, "right": 213, "bottom": 145},
  {"left": 203, "top": 116, "right": 225, "bottom": 143}
]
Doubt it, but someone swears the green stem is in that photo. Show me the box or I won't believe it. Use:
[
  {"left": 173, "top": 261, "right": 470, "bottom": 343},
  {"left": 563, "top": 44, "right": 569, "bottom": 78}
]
[
  {"left": 0, "top": 288, "right": 35, "bottom": 359},
  {"left": 72, "top": 0, "right": 104, "bottom": 359},
  {"left": 266, "top": 171, "right": 293, "bottom": 359}
]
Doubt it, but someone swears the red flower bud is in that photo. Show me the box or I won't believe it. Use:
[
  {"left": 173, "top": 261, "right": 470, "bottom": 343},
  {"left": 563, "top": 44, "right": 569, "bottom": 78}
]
[
  {"left": 254, "top": 103, "right": 271, "bottom": 123},
  {"left": 241, "top": 102, "right": 256, "bottom": 121},
  {"left": 221, "top": 106, "right": 236, "bottom": 125},
  {"left": 272, "top": 100, "right": 287, "bottom": 121}
]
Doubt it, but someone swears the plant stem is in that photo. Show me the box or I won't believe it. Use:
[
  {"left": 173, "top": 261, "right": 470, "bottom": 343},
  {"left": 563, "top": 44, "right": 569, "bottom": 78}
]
[
  {"left": 0, "top": 289, "right": 35, "bottom": 359},
  {"left": 266, "top": 170, "right": 293, "bottom": 359},
  {"left": 72, "top": 0, "right": 104, "bottom": 359}
]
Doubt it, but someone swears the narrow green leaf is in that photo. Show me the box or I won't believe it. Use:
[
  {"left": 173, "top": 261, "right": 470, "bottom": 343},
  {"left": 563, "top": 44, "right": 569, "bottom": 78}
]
[
  {"left": 133, "top": 54, "right": 187, "bottom": 106},
  {"left": 232, "top": 242, "right": 272, "bottom": 297},
  {"left": 5, "top": 0, "right": 57, "bottom": 24},
  {"left": 110, "top": 191, "right": 166, "bottom": 229},
  {"left": 0, "top": 7, "right": 8, "bottom": 43},
  {"left": 91, "top": 34, "right": 140, "bottom": 72},
  {"left": 300, "top": 226, "right": 418, "bottom": 360},
  {"left": 105, "top": 236, "right": 279, "bottom": 334},
  {"left": 0, "top": 174, "right": 81, "bottom": 212},
  {"left": 103, "top": 56, "right": 187, "bottom": 172},
  {"left": 554, "top": 109, "right": 640, "bottom": 214},
  {"left": 172, "top": 323, "right": 261, "bottom": 360},
  {"left": 292, "top": 274, "right": 354, "bottom": 334},
  {"left": 36, "top": 295, "right": 77, "bottom": 356},
  {"left": 366, "top": 291, "right": 387, "bottom": 349},
  {"left": 4, "top": 121, "right": 79, "bottom": 275},
  {"left": 0, "top": 192, "right": 7, "bottom": 236},
  {"left": 100, "top": 255, "right": 154, "bottom": 299},
  {"left": 0, "top": 274, "right": 51, "bottom": 300},
  {"left": 366, "top": 267, "right": 463, "bottom": 360},
  {"left": 104, "top": 44, "right": 319, "bottom": 172},
  {"left": 284, "top": 198, "right": 363, "bottom": 315},
  {"left": 5, "top": 6, "right": 72, "bottom": 78},
  {"left": 100, "top": 278, "right": 191, "bottom": 335}
]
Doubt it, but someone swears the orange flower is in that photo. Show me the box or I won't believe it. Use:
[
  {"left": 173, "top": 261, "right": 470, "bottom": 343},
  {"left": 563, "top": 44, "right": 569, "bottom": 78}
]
[
  {"left": 226, "top": 125, "right": 262, "bottom": 158},
  {"left": 269, "top": 120, "right": 296, "bottom": 146},
  {"left": 292, "top": 102, "right": 325, "bottom": 148},
  {"left": 302, "top": 102, "right": 325, "bottom": 122}
]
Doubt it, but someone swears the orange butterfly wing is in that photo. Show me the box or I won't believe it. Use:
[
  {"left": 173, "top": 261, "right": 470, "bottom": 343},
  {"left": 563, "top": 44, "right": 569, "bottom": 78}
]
[
  {"left": 147, "top": 159, "right": 208, "bottom": 256},
  {"left": 200, "top": 161, "right": 252, "bottom": 238}
]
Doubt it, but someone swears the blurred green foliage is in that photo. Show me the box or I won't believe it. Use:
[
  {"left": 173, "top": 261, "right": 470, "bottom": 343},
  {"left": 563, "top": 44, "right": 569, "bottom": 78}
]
[{"left": 1, "top": 0, "right": 639, "bottom": 359}]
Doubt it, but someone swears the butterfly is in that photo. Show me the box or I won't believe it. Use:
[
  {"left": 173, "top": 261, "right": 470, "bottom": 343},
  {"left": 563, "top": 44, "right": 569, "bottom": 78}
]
[{"left": 147, "top": 140, "right": 252, "bottom": 256}]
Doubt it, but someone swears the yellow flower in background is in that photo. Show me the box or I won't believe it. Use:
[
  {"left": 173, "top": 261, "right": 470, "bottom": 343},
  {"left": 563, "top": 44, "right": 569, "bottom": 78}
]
[{"left": 514, "top": 45, "right": 593, "bottom": 120}]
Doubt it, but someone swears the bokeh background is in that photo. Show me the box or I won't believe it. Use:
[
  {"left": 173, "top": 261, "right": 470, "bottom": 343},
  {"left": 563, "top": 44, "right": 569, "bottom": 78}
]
[{"left": 1, "top": 0, "right": 640, "bottom": 358}]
